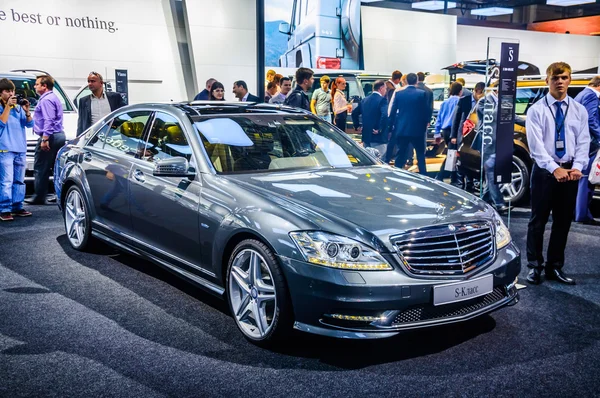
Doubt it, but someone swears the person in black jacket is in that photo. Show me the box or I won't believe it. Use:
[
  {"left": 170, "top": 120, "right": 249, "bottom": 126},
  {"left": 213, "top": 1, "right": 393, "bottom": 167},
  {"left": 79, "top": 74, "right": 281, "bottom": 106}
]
[
  {"left": 450, "top": 81, "right": 485, "bottom": 190},
  {"left": 284, "top": 67, "right": 314, "bottom": 111},
  {"left": 232, "top": 81, "right": 261, "bottom": 102},
  {"left": 76, "top": 72, "right": 126, "bottom": 135}
]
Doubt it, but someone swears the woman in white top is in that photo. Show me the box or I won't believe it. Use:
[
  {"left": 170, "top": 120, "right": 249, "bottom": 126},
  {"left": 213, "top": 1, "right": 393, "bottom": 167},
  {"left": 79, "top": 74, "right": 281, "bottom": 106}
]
[{"left": 331, "top": 77, "right": 351, "bottom": 131}]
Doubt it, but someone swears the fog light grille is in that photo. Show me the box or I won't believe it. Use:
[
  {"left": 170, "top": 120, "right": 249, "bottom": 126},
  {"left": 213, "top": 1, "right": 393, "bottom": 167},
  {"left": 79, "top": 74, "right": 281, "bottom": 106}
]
[{"left": 392, "top": 286, "right": 506, "bottom": 325}]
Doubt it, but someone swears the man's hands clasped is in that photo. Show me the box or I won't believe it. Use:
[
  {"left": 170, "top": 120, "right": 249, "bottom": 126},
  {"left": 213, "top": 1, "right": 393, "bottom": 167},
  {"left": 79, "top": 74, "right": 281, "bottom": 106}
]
[{"left": 553, "top": 167, "right": 582, "bottom": 182}]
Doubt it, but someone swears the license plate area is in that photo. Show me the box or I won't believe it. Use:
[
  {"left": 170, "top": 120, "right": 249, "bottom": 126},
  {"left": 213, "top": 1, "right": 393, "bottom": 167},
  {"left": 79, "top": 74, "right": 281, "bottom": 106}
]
[{"left": 433, "top": 274, "right": 493, "bottom": 306}]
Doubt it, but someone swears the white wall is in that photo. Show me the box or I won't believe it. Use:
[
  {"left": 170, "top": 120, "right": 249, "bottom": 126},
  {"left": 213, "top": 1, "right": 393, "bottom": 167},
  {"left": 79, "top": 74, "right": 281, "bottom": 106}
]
[
  {"left": 0, "top": 0, "right": 187, "bottom": 103},
  {"left": 361, "top": 7, "right": 457, "bottom": 74},
  {"left": 457, "top": 25, "right": 600, "bottom": 73},
  {"left": 185, "top": 0, "right": 257, "bottom": 100}
]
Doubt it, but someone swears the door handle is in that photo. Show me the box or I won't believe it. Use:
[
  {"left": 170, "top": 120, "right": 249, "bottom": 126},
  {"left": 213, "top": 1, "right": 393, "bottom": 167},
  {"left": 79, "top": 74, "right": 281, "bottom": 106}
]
[
  {"left": 82, "top": 151, "right": 92, "bottom": 162},
  {"left": 133, "top": 169, "right": 145, "bottom": 183}
]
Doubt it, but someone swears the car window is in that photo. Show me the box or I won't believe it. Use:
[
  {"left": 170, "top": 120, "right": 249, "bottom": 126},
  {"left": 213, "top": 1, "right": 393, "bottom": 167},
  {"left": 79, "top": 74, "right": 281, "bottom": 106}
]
[
  {"left": 432, "top": 88, "right": 445, "bottom": 102},
  {"left": 347, "top": 79, "right": 361, "bottom": 102},
  {"left": 194, "top": 115, "right": 375, "bottom": 174},
  {"left": 360, "top": 79, "right": 376, "bottom": 97},
  {"left": 8, "top": 77, "right": 73, "bottom": 112},
  {"left": 515, "top": 87, "right": 547, "bottom": 115},
  {"left": 567, "top": 86, "right": 585, "bottom": 100},
  {"left": 74, "top": 87, "right": 92, "bottom": 109},
  {"left": 99, "top": 111, "right": 152, "bottom": 157},
  {"left": 53, "top": 82, "right": 74, "bottom": 112},
  {"left": 86, "top": 121, "right": 113, "bottom": 150},
  {"left": 142, "top": 112, "right": 193, "bottom": 163}
]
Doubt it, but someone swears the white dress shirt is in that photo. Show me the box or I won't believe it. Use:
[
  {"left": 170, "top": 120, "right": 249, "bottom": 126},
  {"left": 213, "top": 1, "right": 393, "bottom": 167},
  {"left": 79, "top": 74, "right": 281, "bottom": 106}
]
[
  {"left": 526, "top": 93, "right": 590, "bottom": 174},
  {"left": 241, "top": 92, "right": 249, "bottom": 102},
  {"left": 90, "top": 92, "right": 112, "bottom": 125}
]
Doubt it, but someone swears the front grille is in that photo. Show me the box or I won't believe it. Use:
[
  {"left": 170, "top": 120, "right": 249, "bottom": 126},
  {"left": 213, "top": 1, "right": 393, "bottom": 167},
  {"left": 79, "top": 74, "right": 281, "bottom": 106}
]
[
  {"left": 27, "top": 141, "right": 36, "bottom": 157},
  {"left": 392, "top": 286, "right": 506, "bottom": 326},
  {"left": 392, "top": 221, "right": 495, "bottom": 275}
]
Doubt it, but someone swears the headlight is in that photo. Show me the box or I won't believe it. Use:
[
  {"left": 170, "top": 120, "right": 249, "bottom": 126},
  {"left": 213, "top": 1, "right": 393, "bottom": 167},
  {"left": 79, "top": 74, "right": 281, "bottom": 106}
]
[
  {"left": 289, "top": 231, "right": 393, "bottom": 271},
  {"left": 493, "top": 213, "right": 511, "bottom": 249}
]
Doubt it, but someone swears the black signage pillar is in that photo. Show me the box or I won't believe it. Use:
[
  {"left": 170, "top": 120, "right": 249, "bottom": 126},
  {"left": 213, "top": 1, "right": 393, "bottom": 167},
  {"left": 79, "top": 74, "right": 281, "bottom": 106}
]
[
  {"left": 495, "top": 43, "right": 519, "bottom": 184},
  {"left": 115, "top": 69, "right": 129, "bottom": 105}
]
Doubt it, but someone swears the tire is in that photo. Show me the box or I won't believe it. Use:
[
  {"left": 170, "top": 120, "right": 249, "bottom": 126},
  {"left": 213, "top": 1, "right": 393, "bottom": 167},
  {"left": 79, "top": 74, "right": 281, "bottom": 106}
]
[
  {"left": 63, "top": 185, "right": 93, "bottom": 251},
  {"left": 226, "top": 239, "right": 293, "bottom": 346},
  {"left": 499, "top": 155, "right": 530, "bottom": 205},
  {"left": 481, "top": 155, "right": 530, "bottom": 206}
]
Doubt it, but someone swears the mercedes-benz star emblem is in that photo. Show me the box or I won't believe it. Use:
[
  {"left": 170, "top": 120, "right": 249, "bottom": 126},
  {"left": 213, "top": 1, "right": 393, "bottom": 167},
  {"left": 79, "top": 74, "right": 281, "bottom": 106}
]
[{"left": 448, "top": 225, "right": 456, "bottom": 232}]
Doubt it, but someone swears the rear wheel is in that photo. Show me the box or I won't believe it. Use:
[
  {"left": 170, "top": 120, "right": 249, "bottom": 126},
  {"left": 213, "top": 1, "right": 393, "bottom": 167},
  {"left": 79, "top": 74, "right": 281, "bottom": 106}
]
[
  {"left": 480, "top": 155, "right": 530, "bottom": 205},
  {"left": 226, "top": 239, "right": 292, "bottom": 345}
]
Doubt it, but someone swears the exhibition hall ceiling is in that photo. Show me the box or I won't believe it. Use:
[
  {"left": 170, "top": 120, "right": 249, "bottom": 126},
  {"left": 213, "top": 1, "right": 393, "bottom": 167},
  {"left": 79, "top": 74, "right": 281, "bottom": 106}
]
[{"left": 384, "top": 0, "right": 600, "bottom": 19}]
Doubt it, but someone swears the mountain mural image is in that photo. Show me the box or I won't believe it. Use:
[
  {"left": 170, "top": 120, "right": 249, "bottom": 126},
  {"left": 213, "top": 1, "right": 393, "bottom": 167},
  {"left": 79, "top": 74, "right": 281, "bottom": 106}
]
[{"left": 265, "top": 21, "right": 289, "bottom": 67}]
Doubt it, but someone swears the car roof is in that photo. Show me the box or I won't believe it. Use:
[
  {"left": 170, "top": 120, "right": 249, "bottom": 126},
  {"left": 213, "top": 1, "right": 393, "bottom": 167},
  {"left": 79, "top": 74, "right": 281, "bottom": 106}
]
[
  {"left": 0, "top": 71, "right": 39, "bottom": 79},
  {"left": 170, "top": 101, "right": 311, "bottom": 118},
  {"left": 517, "top": 73, "right": 593, "bottom": 87}
]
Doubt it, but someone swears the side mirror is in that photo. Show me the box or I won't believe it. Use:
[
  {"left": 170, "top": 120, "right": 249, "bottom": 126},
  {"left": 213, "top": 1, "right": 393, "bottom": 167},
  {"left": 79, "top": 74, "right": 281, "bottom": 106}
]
[
  {"left": 365, "top": 146, "right": 382, "bottom": 160},
  {"left": 153, "top": 157, "right": 195, "bottom": 178},
  {"left": 278, "top": 22, "right": 291, "bottom": 35}
]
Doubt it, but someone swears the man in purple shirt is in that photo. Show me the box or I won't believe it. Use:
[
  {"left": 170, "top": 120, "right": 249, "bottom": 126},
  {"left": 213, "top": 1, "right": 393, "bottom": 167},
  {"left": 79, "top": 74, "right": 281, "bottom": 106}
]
[
  {"left": 0, "top": 78, "right": 35, "bottom": 221},
  {"left": 26, "top": 75, "right": 65, "bottom": 205}
]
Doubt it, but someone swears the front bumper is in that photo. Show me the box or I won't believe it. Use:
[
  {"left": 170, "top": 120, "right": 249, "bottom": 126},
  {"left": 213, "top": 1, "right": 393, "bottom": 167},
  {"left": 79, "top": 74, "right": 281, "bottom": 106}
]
[{"left": 279, "top": 241, "right": 521, "bottom": 339}]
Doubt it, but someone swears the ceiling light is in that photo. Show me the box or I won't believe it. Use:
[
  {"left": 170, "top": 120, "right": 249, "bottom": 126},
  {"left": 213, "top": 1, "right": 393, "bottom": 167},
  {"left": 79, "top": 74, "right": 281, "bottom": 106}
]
[
  {"left": 547, "top": 0, "right": 595, "bottom": 6},
  {"left": 412, "top": 1, "right": 457, "bottom": 10},
  {"left": 471, "top": 7, "right": 514, "bottom": 16}
]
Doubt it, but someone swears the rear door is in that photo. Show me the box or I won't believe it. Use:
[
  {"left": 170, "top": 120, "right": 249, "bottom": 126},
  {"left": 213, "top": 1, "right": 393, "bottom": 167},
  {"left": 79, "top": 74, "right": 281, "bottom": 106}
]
[{"left": 81, "top": 110, "right": 152, "bottom": 233}]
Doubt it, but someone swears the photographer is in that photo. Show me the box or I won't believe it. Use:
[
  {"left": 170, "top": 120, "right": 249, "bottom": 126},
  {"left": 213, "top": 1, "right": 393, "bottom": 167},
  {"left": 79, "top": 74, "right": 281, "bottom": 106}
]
[{"left": 0, "top": 78, "right": 34, "bottom": 221}]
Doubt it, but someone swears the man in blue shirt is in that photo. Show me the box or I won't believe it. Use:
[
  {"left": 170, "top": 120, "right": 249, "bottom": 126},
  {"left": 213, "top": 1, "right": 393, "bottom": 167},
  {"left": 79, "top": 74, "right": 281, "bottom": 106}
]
[
  {"left": 573, "top": 76, "right": 600, "bottom": 225},
  {"left": 0, "top": 78, "right": 35, "bottom": 221},
  {"left": 435, "top": 82, "right": 462, "bottom": 183}
]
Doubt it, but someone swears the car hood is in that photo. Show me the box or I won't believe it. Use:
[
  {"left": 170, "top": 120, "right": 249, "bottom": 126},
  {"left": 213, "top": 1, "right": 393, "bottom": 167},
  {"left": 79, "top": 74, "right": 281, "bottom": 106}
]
[{"left": 225, "top": 166, "right": 493, "bottom": 251}]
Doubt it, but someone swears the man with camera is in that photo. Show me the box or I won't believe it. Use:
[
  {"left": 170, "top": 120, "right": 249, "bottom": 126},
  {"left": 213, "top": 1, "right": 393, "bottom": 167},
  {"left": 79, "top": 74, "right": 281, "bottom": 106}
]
[
  {"left": 26, "top": 75, "right": 65, "bottom": 205},
  {"left": 0, "top": 78, "right": 34, "bottom": 221}
]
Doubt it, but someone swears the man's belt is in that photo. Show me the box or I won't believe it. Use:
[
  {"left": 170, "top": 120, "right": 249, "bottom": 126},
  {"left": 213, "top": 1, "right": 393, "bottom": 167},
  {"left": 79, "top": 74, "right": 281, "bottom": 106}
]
[{"left": 558, "top": 160, "right": 573, "bottom": 169}]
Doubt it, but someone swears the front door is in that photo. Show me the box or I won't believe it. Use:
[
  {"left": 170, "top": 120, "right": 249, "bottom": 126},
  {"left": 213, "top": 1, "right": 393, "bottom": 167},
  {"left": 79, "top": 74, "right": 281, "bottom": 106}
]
[{"left": 129, "top": 112, "right": 207, "bottom": 276}]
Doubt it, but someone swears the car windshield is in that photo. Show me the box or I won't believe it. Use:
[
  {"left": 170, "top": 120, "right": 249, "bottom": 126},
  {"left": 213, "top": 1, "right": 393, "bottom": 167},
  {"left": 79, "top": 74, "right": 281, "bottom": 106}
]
[
  {"left": 10, "top": 77, "right": 73, "bottom": 112},
  {"left": 194, "top": 114, "right": 376, "bottom": 174}
]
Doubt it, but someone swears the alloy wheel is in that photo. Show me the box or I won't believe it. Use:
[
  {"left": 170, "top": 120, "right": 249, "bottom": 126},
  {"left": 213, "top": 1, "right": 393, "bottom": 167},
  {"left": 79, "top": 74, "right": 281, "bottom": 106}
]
[
  {"left": 65, "top": 189, "right": 87, "bottom": 247},
  {"left": 499, "top": 159, "right": 525, "bottom": 202},
  {"left": 228, "top": 249, "right": 277, "bottom": 340}
]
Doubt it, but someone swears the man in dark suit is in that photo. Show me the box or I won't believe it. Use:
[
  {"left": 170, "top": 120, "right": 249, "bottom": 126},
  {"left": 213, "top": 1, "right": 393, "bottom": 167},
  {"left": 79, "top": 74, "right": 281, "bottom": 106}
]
[
  {"left": 386, "top": 73, "right": 432, "bottom": 175},
  {"left": 385, "top": 70, "right": 402, "bottom": 103},
  {"left": 573, "top": 76, "right": 600, "bottom": 225},
  {"left": 193, "top": 78, "right": 216, "bottom": 100},
  {"left": 352, "top": 80, "right": 388, "bottom": 155},
  {"left": 76, "top": 72, "right": 126, "bottom": 135},
  {"left": 232, "top": 81, "right": 261, "bottom": 103},
  {"left": 416, "top": 72, "right": 433, "bottom": 113}
]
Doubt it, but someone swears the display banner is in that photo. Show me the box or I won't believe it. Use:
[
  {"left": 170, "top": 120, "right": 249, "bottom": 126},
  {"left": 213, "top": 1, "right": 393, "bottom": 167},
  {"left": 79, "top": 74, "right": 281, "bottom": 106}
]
[
  {"left": 264, "top": 0, "right": 363, "bottom": 72},
  {"left": 494, "top": 43, "right": 520, "bottom": 184},
  {"left": 115, "top": 69, "right": 129, "bottom": 105}
]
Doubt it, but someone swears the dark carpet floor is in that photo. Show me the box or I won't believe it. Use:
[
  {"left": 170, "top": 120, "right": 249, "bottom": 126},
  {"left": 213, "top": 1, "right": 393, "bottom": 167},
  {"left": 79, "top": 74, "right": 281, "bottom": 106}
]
[{"left": 0, "top": 203, "right": 599, "bottom": 397}]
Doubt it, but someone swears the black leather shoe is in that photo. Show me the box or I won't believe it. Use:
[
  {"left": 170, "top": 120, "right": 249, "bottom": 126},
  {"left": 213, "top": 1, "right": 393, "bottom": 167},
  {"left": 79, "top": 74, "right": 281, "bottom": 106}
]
[
  {"left": 24, "top": 198, "right": 47, "bottom": 205},
  {"left": 545, "top": 268, "right": 576, "bottom": 285},
  {"left": 526, "top": 268, "right": 542, "bottom": 285},
  {"left": 581, "top": 219, "right": 600, "bottom": 226}
]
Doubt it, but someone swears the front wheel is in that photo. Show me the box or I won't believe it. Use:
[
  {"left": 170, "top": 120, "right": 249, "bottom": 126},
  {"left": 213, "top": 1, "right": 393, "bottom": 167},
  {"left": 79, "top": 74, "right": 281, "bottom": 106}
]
[
  {"left": 63, "top": 185, "right": 93, "bottom": 251},
  {"left": 226, "top": 239, "right": 292, "bottom": 345}
]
